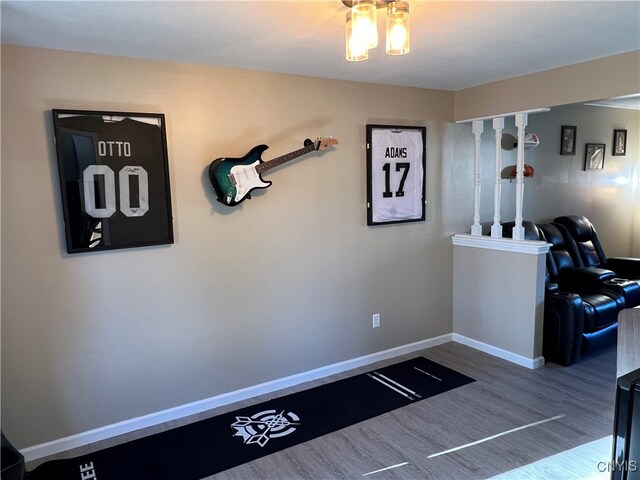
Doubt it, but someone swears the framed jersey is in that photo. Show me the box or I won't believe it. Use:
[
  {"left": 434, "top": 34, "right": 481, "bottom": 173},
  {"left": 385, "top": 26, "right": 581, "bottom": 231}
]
[
  {"left": 366, "top": 124, "right": 426, "bottom": 226},
  {"left": 52, "top": 110, "right": 174, "bottom": 253}
]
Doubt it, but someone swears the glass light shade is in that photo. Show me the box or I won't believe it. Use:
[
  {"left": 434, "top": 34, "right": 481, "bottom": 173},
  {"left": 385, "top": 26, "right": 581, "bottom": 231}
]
[
  {"left": 345, "top": 11, "right": 368, "bottom": 61},
  {"left": 386, "top": 1, "right": 410, "bottom": 55},
  {"left": 352, "top": 0, "right": 378, "bottom": 49}
]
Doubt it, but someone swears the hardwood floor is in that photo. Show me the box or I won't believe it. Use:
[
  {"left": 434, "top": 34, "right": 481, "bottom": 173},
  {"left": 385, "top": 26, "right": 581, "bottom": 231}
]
[
  {"left": 27, "top": 341, "right": 618, "bottom": 479},
  {"left": 209, "top": 342, "right": 617, "bottom": 479},
  {"left": 490, "top": 436, "right": 610, "bottom": 479}
]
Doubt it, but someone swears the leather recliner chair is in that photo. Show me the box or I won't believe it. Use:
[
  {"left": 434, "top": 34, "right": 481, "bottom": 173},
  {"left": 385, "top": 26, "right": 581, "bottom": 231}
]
[
  {"left": 538, "top": 223, "right": 626, "bottom": 362},
  {"left": 554, "top": 215, "right": 640, "bottom": 283},
  {"left": 502, "top": 221, "right": 621, "bottom": 365}
]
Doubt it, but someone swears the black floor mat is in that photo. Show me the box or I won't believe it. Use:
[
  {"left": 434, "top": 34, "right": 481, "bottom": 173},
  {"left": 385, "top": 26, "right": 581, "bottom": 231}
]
[{"left": 28, "top": 356, "right": 474, "bottom": 479}]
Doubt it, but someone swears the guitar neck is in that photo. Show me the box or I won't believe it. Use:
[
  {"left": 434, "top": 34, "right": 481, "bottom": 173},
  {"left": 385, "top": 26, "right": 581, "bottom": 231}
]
[{"left": 256, "top": 144, "right": 316, "bottom": 174}]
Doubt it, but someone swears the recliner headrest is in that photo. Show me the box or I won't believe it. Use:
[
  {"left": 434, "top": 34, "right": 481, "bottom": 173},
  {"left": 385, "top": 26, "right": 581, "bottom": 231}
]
[
  {"left": 539, "top": 222, "right": 586, "bottom": 275},
  {"left": 554, "top": 215, "right": 592, "bottom": 241},
  {"left": 522, "top": 221, "right": 540, "bottom": 241},
  {"left": 538, "top": 223, "right": 565, "bottom": 248},
  {"left": 501, "top": 220, "right": 540, "bottom": 241}
]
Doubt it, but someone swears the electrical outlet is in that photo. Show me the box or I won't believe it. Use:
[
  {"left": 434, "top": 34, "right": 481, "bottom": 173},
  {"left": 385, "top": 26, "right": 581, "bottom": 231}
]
[{"left": 372, "top": 313, "right": 380, "bottom": 328}]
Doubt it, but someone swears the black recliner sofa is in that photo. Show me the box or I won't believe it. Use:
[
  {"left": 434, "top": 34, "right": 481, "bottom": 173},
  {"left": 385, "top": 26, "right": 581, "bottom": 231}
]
[
  {"left": 503, "top": 219, "right": 639, "bottom": 366},
  {"left": 537, "top": 222, "right": 640, "bottom": 365}
]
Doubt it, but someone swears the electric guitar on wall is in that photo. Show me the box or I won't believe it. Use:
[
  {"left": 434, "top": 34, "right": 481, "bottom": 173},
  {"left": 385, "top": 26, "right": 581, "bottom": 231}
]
[{"left": 208, "top": 137, "right": 339, "bottom": 206}]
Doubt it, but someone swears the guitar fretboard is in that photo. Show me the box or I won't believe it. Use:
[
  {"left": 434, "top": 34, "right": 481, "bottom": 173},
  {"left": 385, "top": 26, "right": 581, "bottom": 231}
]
[{"left": 256, "top": 144, "right": 316, "bottom": 174}]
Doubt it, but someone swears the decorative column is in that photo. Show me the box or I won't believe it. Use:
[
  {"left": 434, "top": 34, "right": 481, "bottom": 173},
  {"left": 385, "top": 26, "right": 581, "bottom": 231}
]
[
  {"left": 491, "top": 117, "right": 504, "bottom": 238},
  {"left": 471, "top": 120, "right": 483, "bottom": 236},
  {"left": 513, "top": 113, "right": 528, "bottom": 240}
]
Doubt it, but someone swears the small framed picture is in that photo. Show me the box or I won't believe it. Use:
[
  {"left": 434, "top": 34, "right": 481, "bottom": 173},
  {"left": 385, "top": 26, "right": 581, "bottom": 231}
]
[
  {"left": 560, "top": 125, "right": 576, "bottom": 155},
  {"left": 584, "top": 143, "right": 606, "bottom": 170},
  {"left": 613, "top": 129, "right": 627, "bottom": 156}
]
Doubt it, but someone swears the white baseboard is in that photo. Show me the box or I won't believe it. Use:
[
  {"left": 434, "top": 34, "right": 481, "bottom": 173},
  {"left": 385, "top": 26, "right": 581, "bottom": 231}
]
[
  {"left": 21, "top": 333, "right": 452, "bottom": 462},
  {"left": 452, "top": 333, "right": 545, "bottom": 369}
]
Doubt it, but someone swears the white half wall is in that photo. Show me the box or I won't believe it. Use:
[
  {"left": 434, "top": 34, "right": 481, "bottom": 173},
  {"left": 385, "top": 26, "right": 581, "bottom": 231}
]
[{"left": 452, "top": 235, "right": 548, "bottom": 364}]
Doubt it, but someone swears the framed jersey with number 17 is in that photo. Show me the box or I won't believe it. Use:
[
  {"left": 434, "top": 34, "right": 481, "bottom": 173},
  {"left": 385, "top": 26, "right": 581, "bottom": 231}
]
[
  {"left": 366, "top": 124, "right": 426, "bottom": 226},
  {"left": 52, "top": 109, "right": 174, "bottom": 253}
]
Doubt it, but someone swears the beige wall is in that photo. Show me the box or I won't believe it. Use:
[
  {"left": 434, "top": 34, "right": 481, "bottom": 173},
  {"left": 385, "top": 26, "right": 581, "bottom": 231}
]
[
  {"left": 453, "top": 245, "right": 546, "bottom": 359},
  {"left": 2, "top": 45, "right": 639, "bottom": 450},
  {"left": 1, "top": 46, "right": 464, "bottom": 448},
  {"left": 454, "top": 51, "right": 640, "bottom": 121}
]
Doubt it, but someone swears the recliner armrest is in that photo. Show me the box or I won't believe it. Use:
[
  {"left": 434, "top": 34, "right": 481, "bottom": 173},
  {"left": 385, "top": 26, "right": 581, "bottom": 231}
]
[
  {"left": 544, "top": 291, "right": 584, "bottom": 366},
  {"left": 557, "top": 266, "right": 616, "bottom": 289},
  {"left": 606, "top": 257, "right": 640, "bottom": 280}
]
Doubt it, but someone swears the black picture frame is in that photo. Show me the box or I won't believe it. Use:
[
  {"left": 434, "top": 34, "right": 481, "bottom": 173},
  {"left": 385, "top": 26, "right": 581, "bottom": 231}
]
[
  {"left": 52, "top": 109, "right": 174, "bottom": 253},
  {"left": 613, "top": 129, "right": 627, "bottom": 156},
  {"left": 366, "top": 124, "right": 426, "bottom": 226},
  {"left": 560, "top": 125, "right": 577, "bottom": 155},
  {"left": 584, "top": 143, "right": 606, "bottom": 170}
]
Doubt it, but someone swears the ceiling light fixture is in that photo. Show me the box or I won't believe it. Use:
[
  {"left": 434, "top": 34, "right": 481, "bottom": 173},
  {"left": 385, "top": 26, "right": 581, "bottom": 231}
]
[{"left": 343, "top": 0, "right": 410, "bottom": 62}]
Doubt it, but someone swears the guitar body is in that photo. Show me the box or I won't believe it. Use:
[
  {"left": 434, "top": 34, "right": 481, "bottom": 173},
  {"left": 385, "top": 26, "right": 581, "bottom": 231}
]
[{"left": 209, "top": 144, "right": 272, "bottom": 206}]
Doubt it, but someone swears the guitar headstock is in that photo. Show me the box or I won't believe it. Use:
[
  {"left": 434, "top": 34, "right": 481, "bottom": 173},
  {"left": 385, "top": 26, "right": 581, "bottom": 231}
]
[{"left": 315, "top": 137, "right": 339, "bottom": 151}]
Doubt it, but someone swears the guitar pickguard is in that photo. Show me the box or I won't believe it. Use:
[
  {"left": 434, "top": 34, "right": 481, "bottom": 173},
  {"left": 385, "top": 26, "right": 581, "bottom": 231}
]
[
  {"left": 208, "top": 144, "right": 271, "bottom": 206},
  {"left": 229, "top": 161, "right": 270, "bottom": 203}
]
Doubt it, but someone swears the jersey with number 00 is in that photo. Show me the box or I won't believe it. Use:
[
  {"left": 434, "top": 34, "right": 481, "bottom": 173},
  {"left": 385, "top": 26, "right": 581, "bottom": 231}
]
[
  {"left": 371, "top": 129, "right": 424, "bottom": 223},
  {"left": 57, "top": 116, "right": 171, "bottom": 251}
]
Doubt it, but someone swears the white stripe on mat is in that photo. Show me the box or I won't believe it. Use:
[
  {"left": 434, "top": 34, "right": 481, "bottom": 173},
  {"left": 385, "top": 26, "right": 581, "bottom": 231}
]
[
  {"left": 372, "top": 371, "right": 422, "bottom": 398},
  {"left": 366, "top": 373, "right": 414, "bottom": 400}
]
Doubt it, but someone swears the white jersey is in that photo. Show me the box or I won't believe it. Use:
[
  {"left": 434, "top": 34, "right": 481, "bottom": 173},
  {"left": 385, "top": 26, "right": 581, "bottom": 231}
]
[{"left": 370, "top": 129, "right": 424, "bottom": 223}]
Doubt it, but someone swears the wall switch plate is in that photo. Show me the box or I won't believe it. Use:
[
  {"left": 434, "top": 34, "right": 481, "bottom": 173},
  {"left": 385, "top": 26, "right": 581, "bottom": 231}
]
[{"left": 372, "top": 313, "right": 380, "bottom": 328}]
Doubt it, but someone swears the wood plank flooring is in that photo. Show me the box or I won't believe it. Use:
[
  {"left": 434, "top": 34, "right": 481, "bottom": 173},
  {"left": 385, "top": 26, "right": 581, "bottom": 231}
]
[{"left": 27, "top": 341, "right": 618, "bottom": 479}]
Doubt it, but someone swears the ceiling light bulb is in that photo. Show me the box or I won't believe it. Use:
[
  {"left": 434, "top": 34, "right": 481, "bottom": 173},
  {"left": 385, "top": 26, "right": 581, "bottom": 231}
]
[
  {"left": 346, "top": 11, "right": 369, "bottom": 61},
  {"left": 386, "top": 1, "right": 410, "bottom": 55},
  {"left": 388, "top": 24, "right": 407, "bottom": 51},
  {"left": 352, "top": 0, "right": 378, "bottom": 49}
]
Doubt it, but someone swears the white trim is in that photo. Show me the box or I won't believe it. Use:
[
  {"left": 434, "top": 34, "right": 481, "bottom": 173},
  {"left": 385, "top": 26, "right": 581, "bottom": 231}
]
[
  {"left": 452, "top": 233, "right": 550, "bottom": 255},
  {"left": 455, "top": 108, "right": 551, "bottom": 124},
  {"left": 452, "top": 333, "right": 545, "bottom": 369},
  {"left": 582, "top": 102, "right": 640, "bottom": 111},
  {"left": 20, "top": 334, "right": 452, "bottom": 462}
]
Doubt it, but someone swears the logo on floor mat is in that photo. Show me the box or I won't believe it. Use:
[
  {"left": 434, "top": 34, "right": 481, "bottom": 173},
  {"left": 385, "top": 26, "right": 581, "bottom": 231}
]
[{"left": 231, "top": 409, "right": 301, "bottom": 447}]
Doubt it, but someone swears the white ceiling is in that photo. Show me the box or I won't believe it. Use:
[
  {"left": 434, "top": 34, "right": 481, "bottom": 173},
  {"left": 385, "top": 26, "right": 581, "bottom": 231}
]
[{"left": 1, "top": 1, "right": 639, "bottom": 91}]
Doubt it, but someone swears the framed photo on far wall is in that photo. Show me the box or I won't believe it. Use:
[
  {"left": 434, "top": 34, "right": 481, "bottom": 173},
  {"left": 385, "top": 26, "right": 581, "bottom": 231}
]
[
  {"left": 613, "top": 129, "right": 627, "bottom": 156},
  {"left": 52, "top": 109, "right": 174, "bottom": 254},
  {"left": 560, "top": 125, "right": 577, "bottom": 155},
  {"left": 366, "top": 124, "right": 426, "bottom": 226},
  {"left": 584, "top": 143, "right": 606, "bottom": 170}
]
